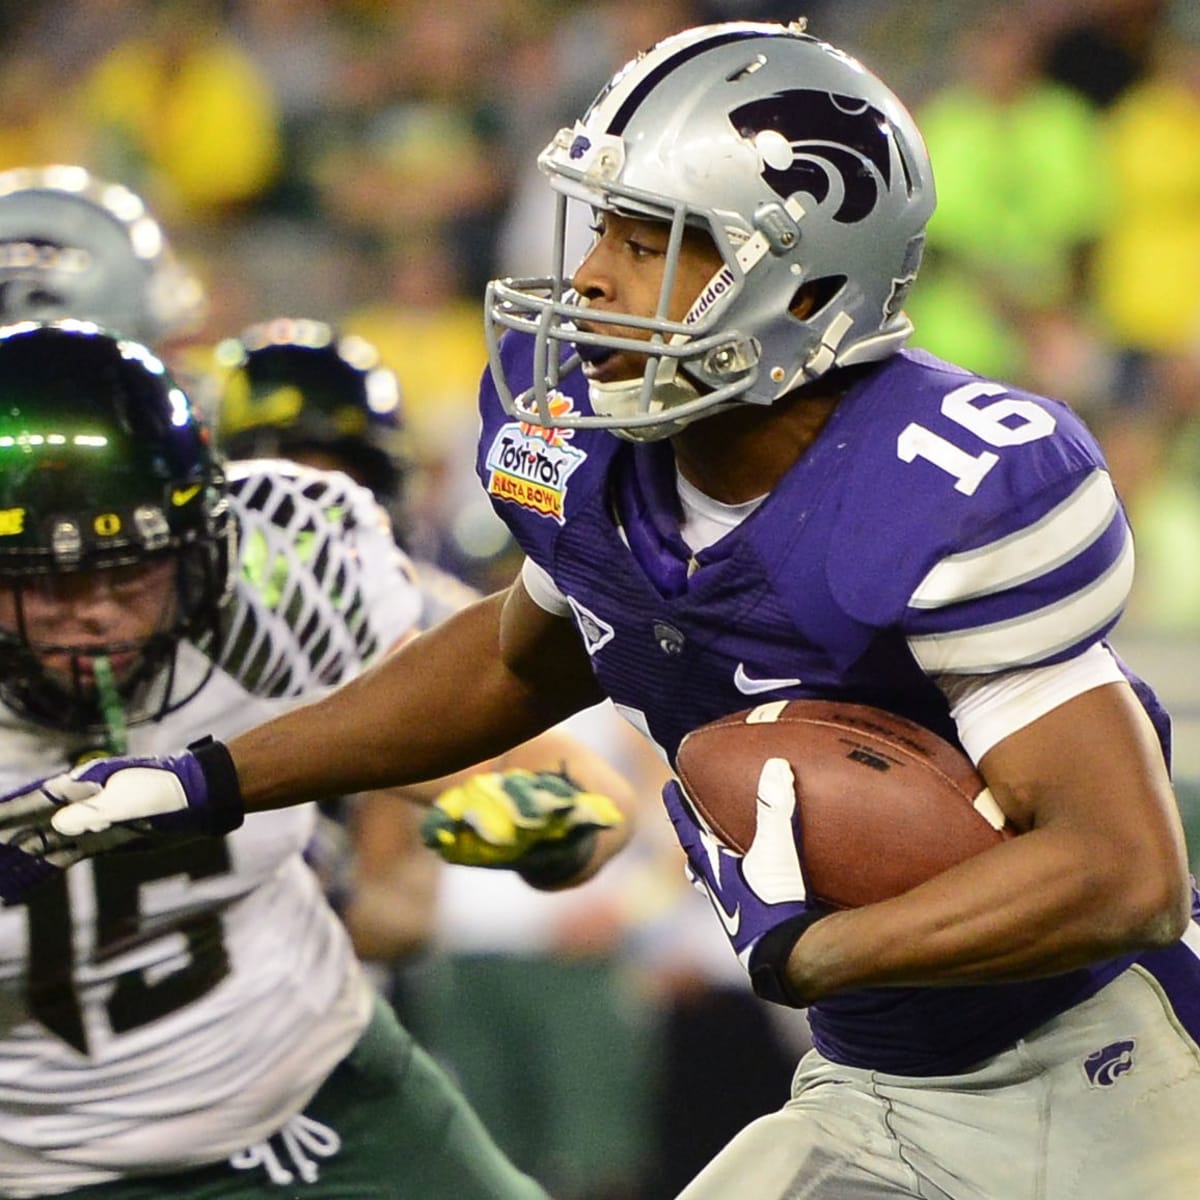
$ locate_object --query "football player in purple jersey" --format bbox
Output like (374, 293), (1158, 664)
(5, 19), (1200, 1197)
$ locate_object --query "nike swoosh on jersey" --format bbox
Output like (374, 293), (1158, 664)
(734, 663), (802, 695)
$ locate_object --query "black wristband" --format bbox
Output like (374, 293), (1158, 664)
(516, 828), (597, 890)
(747, 911), (826, 1007)
(186, 737), (246, 835)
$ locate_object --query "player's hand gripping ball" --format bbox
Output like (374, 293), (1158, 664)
(674, 699), (1013, 910)
(421, 768), (625, 888)
(663, 757), (829, 1005)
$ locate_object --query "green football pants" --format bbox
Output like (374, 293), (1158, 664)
(61, 994), (550, 1200)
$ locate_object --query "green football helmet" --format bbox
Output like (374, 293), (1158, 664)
(213, 318), (407, 508)
(0, 321), (234, 736)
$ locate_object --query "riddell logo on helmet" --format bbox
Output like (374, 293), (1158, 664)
(0, 242), (91, 274)
(685, 266), (736, 325)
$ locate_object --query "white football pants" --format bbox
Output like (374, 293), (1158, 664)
(676, 962), (1200, 1199)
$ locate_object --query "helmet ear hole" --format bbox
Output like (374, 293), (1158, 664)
(790, 275), (846, 321)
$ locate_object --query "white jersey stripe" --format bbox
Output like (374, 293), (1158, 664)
(583, 25), (763, 132)
(908, 528), (1134, 673)
(910, 470), (1119, 609)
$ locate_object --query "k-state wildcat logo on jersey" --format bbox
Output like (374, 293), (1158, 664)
(485, 393), (587, 523)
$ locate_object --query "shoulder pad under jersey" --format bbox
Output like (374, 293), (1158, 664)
(824, 354), (1131, 672)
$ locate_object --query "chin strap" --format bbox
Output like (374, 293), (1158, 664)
(588, 354), (704, 443)
(91, 656), (129, 755)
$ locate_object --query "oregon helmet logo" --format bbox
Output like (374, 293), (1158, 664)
(730, 90), (894, 223)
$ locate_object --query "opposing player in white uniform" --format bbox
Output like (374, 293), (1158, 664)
(212, 318), (682, 1195)
(0, 321), (627, 1199)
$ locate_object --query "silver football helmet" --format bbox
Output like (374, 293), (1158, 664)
(486, 21), (935, 440)
(0, 164), (207, 344)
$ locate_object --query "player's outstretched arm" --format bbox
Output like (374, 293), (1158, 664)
(227, 578), (605, 811)
(10, 579), (604, 872)
(780, 681), (1192, 1004)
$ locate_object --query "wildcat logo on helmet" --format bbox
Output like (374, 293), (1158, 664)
(485, 393), (586, 523)
(730, 90), (896, 223)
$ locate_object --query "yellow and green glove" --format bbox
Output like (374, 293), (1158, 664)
(420, 768), (624, 888)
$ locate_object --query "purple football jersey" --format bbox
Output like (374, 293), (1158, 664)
(476, 331), (1195, 1074)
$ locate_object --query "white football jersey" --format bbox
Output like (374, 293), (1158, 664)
(0, 460), (422, 1196)
(217, 458), (422, 695)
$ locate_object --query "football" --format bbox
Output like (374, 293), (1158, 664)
(674, 699), (1013, 909)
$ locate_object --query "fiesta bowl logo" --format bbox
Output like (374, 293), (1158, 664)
(486, 393), (586, 524)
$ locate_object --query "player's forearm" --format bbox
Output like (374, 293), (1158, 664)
(783, 682), (1193, 1003)
(784, 824), (1190, 1002)
(226, 592), (585, 811)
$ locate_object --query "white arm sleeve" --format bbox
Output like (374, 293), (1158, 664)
(937, 642), (1127, 764)
(520, 556), (572, 616)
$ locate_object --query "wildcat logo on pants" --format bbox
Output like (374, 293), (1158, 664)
(1083, 1039), (1136, 1088)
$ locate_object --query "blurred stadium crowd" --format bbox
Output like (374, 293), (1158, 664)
(1, 0), (1199, 1196)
